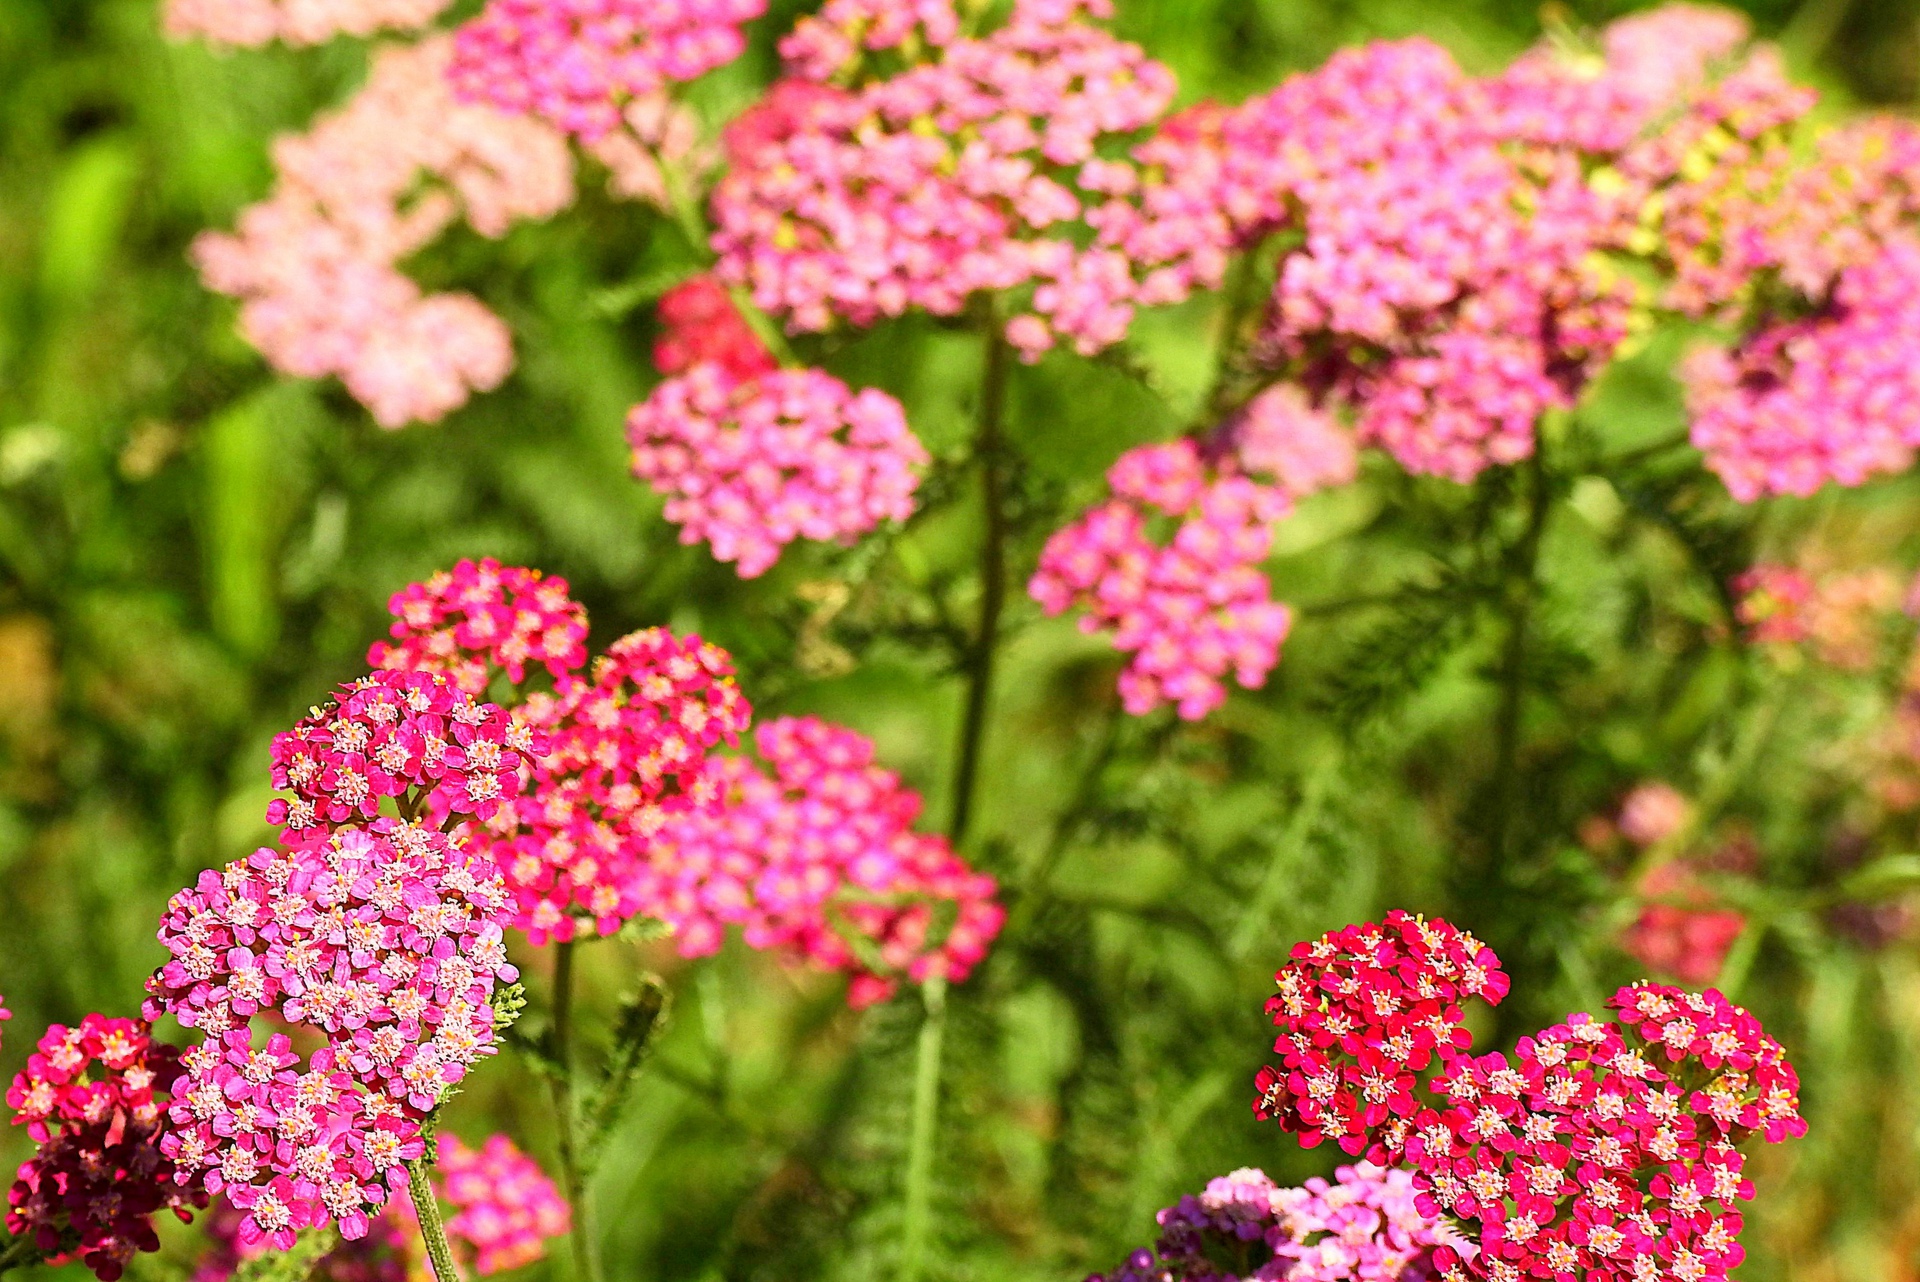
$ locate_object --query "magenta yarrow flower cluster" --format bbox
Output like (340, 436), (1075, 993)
(627, 363), (929, 578)
(144, 819), (520, 1249)
(266, 669), (542, 834)
(646, 716), (1006, 1008)
(191, 37), (574, 429)
(369, 558), (590, 697)
(1256, 913), (1805, 1282)
(448, 0), (767, 141)
(652, 276), (779, 381)
(161, 0), (448, 45)
(712, 0), (1184, 361)
(5, 1016), (206, 1280)
(1089, 1162), (1475, 1282)
(429, 1133), (570, 1275)
(777, 0), (961, 83)
(1030, 440), (1295, 721)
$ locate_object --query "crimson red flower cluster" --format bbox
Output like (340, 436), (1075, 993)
(5, 1017), (206, 1280)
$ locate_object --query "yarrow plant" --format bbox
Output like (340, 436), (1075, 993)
(1251, 913), (1805, 1282)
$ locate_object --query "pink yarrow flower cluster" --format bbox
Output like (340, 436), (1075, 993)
(1258, 914), (1806, 1282)
(448, 0), (767, 141)
(778, 0), (961, 83)
(1030, 440), (1293, 721)
(368, 566), (753, 946)
(712, 0), (1184, 360)
(192, 37), (574, 429)
(266, 669), (542, 835)
(161, 0), (447, 46)
(6, 1016), (207, 1280)
(143, 819), (520, 1249)
(369, 558), (590, 697)
(652, 276), (778, 381)
(627, 363), (929, 578)
(1088, 1162), (1474, 1282)
(645, 716), (1005, 1008)
(431, 1134), (570, 1274)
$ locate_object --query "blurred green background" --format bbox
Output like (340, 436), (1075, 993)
(4, 1), (1920, 1280)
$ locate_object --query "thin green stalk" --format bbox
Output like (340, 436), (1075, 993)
(408, 1157), (463, 1282)
(550, 939), (600, 1282)
(899, 971), (949, 1282)
(1487, 446), (1554, 872)
(947, 318), (1014, 845)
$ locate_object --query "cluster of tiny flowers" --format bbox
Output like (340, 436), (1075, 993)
(369, 557), (590, 696)
(161, 0), (446, 46)
(1030, 440), (1293, 721)
(1089, 1163), (1473, 1282)
(475, 628), (752, 944)
(431, 1134), (570, 1274)
(143, 820), (520, 1247)
(644, 716), (1005, 1008)
(777, 0), (961, 83)
(627, 363), (929, 578)
(1734, 562), (1904, 670)
(1622, 861), (1747, 987)
(1413, 984), (1804, 1282)
(652, 276), (778, 381)
(1257, 915), (1805, 1282)
(712, 0), (1184, 360)
(1230, 386), (1361, 502)
(265, 669), (541, 835)
(192, 37), (574, 428)
(1684, 236), (1920, 501)
(192, 1196), (412, 1282)
(448, 0), (767, 141)
(1254, 912), (1510, 1160)
(5, 1017), (206, 1280)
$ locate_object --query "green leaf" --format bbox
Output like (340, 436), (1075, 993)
(39, 135), (139, 309)
(200, 383), (312, 659)
(582, 976), (671, 1172)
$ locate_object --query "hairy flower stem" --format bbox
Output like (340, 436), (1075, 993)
(948, 319), (1013, 845)
(408, 1156), (462, 1282)
(900, 970), (950, 1282)
(550, 939), (600, 1282)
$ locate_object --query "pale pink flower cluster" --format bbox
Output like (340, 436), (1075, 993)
(627, 363), (929, 578)
(712, 0), (1183, 360)
(778, 0), (961, 83)
(645, 716), (1006, 1008)
(1031, 440), (1292, 720)
(448, 0), (767, 141)
(1230, 386), (1360, 502)
(161, 0), (448, 46)
(192, 37), (574, 429)
(432, 1134), (570, 1275)
(1684, 236), (1920, 501)
(144, 820), (520, 1248)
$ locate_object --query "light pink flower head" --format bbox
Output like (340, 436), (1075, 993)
(433, 1134), (570, 1275)
(162, 0), (450, 47)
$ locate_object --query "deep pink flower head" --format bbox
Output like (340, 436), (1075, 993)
(161, 0), (448, 45)
(432, 1134), (570, 1274)
(1031, 440), (1292, 721)
(712, 0), (1180, 359)
(643, 716), (1005, 1007)
(653, 276), (778, 380)
(627, 364), (929, 578)
(144, 819), (519, 1247)
(1684, 235), (1920, 501)
(1231, 386), (1360, 501)
(1088, 1162), (1474, 1282)
(192, 37), (574, 429)
(448, 0), (767, 141)
(369, 558), (590, 696)
(1257, 914), (1805, 1282)
(5, 1016), (207, 1281)
(266, 669), (543, 835)
(472, 628), (752, 944)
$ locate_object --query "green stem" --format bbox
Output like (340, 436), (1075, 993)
(550, 939), (600, 1282)
(947, 318), (1014, 845)
(899, 971), (949, 1282)
(1487, 446), (1554, 872)
(408, 1158), (463, 1282)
